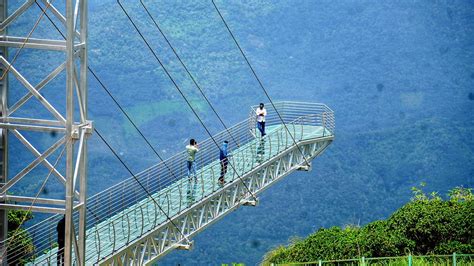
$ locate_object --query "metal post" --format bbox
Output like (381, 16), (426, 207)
(78, 1), (88, 264)
(453, 252), (456, 266)
(361, 256), (365, 266)
(0, 0), (90, 264)
(322, 112), (326, 137)
(0, 2), (7, 264)
(408, 254), (412, 266)
(64, 0), (75, 264)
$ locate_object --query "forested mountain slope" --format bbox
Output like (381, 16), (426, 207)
(5, 1), (473, 264)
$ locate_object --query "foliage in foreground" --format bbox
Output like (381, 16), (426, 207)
(6, 209), (35, 265)
(263, 186), (474, 264)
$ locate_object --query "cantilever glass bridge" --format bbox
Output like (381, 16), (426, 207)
(16, 101), (334, 265)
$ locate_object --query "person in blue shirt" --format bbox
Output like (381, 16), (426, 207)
(219, 140), (230, 185)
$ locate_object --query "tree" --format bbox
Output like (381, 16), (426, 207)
(263, 186), (473, 264)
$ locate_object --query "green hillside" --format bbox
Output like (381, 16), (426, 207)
(263, 186), (473, 264)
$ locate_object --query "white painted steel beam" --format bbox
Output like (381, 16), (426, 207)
(38, 0), (81, 38)
(0, 56), (66, 124)
(0, 0), (34, 31)
(0, 1), (7, 262)
(0, 203), (65, 214)
(0, 0), (90, 264)
(0, 36), (66, 50)
(0, 195), (65, 206)
(11, 130), (72, 188)
(0, 136), (65, 193)
(9, 61), (66, 114)
(0, 122), (65, 132)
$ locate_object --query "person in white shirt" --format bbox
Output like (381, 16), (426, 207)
(256, 103), (267, 137)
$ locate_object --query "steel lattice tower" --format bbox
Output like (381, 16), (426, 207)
(0, 1), (8, 261)
(0, 1), (90, 265)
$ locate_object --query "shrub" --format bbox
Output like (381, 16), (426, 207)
(263, 186), (473, 264)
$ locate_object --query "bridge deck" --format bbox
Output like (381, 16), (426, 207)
(33, 123), (330, 264)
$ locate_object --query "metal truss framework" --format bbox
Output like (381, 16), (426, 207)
(0, 0), (8, 261)
(0, 1), (90, 265)
(100, 135), (333, 265)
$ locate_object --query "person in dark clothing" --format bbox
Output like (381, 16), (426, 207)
(57, 215), (65, 266)
(219, 140), (230, 185)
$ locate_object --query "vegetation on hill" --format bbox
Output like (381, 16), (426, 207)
(263, 186), (474, 264)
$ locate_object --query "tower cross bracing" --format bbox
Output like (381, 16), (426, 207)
(0, 1), (90, 265)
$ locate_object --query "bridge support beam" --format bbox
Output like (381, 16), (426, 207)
(0, 1), (90, 265)
(0, 1), (7, 264)
(297, 162), (312, 171)
(98, 136), (333, 265)
(241, 198), (259, 207)
(175, 240), (193, 251)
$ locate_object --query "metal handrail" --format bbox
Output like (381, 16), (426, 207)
(111, 105), (328, 259)
(273, 253), (474, 265)
(7, 101), (334, 263)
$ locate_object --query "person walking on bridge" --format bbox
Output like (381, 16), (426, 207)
(256, 103), (267, 137)
(219, 140), (231, 185)
(186, 139), (199, 182)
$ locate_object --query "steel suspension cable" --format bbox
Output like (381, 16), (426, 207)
(210, 0), (311, 166)
(94, 128), (191, 242)
(34, 1), (191, 245)
(139, 0), (240, 148)
(34, 2), (180, 183)
(1, 2), (61, 254)
(88, 70), (180, 179)
(117, 0), (257, 201)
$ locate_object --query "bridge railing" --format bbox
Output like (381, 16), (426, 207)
(250, 101), (335, 133)
(5, 101), (334, 263)
(270, 253), (474, 266)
